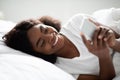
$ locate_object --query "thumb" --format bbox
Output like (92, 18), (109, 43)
(80, 32), (91, 47)
(88, 18), (101, 27)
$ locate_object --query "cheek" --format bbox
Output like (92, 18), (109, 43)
(33, 45), (52, 54)
(42, 45), (53, 54)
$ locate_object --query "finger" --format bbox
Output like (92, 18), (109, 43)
(98, 27), (109, 40)
(92, 28), (100, 48)
(80, 32), (91, 47)
(97, 28), (108, 48)
(104, 30), (114, 41)
(104, 31), (112, 41)
(98, 36), (103, 48)
(102, 40), (108, 48)
(104, 30), (115, 47)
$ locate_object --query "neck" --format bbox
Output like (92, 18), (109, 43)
(55, 34), (80, 58)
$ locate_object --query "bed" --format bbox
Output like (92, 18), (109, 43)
(0, 8), (120, 80)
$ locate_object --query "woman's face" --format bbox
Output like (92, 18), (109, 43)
(27, 24), (65, 55)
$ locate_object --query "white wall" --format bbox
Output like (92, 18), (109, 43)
(0, 0), (120, 24)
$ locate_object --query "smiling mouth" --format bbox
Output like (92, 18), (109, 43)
(53, 35), (58, 46)
(52, 32), (59, 47)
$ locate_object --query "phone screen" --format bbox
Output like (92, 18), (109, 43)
(81, 18), (96, 40)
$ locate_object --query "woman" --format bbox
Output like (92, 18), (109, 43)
(3, 14), (119, 80)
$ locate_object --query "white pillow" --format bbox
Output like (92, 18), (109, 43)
(0, 20), (75, 80)
(0, 54), (75, 80)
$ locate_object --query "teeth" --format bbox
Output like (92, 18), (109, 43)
(53, 35), (58, 46)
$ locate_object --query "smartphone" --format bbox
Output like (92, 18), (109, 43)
(81, 18), (97, 40)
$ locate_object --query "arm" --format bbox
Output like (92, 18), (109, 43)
(80, 28), (115, 80)
(77, 54), (115, 80)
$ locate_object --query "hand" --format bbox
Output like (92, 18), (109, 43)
(80, 28), (110, 58)
(98, 28), (116, 48)
(89, 18), (116, 48)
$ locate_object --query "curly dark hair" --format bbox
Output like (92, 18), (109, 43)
(3, 16), (61, 64)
